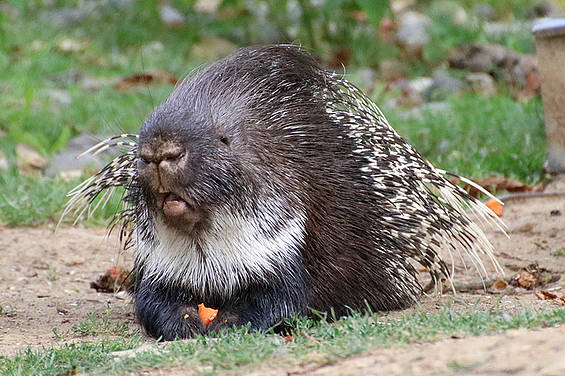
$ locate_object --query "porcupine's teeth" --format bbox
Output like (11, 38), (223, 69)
(162, 193), (189, 217)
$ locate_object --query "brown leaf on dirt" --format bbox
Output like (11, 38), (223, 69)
(490, 279), (508, 291)
(510, 264), (561, 290)
(284, 335), (294, 344)
(476, 177), (531, 193)
(90, 265), (132, 292)
(450, 176), (532, 198)
(514, 268), (539, 289)
(535, 290), (565, 305)
(114, 70), (177, 91)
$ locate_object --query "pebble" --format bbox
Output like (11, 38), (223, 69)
(396, 11), (431, 55)
(466, 72), (497, 95)
(159, 3), (185, 27)
(16, 144), (47, 170)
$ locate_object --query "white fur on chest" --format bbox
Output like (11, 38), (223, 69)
(137, 210), (305, 297)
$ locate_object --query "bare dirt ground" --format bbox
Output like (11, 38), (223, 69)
(1, 181), (564, 374)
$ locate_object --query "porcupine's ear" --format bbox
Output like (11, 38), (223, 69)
(322, 71), (506, 291)
(58, 134), (141, 250)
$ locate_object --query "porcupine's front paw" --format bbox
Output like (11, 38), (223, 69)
(206, 283), (306, 334)
(134, 281), (206, 340)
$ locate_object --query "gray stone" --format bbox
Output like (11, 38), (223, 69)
(390, 77), (433, 105)
(425, 71), (466, 101)
(159, 3), (185, 27)
(472, 4), (497, 21)
(529, 1), (559, 18)
(396, 11), (431, 54)
(40, 8), (87, 27)
(0, 150), (8, 171)
(483, 21), (532, 39)
(45, 89), (72, 107)
(50, 134), (109, 175)
(466, 72), (497, 95)
(430, 1), (468, 25)
(397, 102), (452, 121)
(16, 144), (47, 170)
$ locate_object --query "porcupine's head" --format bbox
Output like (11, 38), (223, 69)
(134, 45), (331, 238)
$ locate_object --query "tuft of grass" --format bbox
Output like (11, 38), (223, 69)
(386, 94), (546, 184)
(71, 311), (135, 338)
(2, 308), (565, 375)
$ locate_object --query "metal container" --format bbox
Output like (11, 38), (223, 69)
(533, 18), (565, 172)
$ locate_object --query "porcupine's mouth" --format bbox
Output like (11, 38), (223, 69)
(157, 192), (203, 232)
(162, 193), (189, 217)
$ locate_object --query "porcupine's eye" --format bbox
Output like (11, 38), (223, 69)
(218, 135), (230, 146)
(138, 155), (150, 165)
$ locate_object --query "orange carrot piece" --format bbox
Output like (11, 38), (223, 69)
(485, 199), (503, 217)
(198, 303), (218, 327)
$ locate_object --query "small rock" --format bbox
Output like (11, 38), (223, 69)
(192, 36), (238, 61)
(397, 102), (452, 121)
(379, 59), (405, 81)
(425, 71), (466, 101)
(16, 144), (47, 170)
(516, 223), (534, 233)
(390, 77), (434, 105)
(483, 21), (532, 39)
(56, 305), (70, 315)
(112, 344), (164, 360)
(430, 1), (468, 25)
(45, 89), (72, 107)
(0, 150), (8, 171)
(80, 76), (109, 91)
(50, 134), (108, 176)
(194, 0), (221, 15)
(390, 0), (415, 15)
(48, 70), (85, 86)
(529, 1), (558, 18)
(396, 11), (431, 55)
(57, 38), (88, 53)
(449, 43), (506, 73)
(466, 72), (496, 95)
(349, 68), (377, 92)
(142, 41), (165, 55)
(472, 4), (497, 21)
(40, 8), (88, 27)
(159, 3), (185, 27)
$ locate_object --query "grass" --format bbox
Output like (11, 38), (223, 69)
(1, 307), (564, 375)
(387, 94), (546, 183)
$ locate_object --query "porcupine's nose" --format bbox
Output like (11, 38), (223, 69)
(138, 142), (186, 192)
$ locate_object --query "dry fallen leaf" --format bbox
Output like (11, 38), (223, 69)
(114, 70), (177, 91)
(490, 279), (508, 291)
(514, 269), (538, 289)
(90, 265), (131, 292)
(535, 290), (565, 305)
(450, 176), (532, 198)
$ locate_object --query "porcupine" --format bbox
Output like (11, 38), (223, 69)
(64, 45), (504, 340)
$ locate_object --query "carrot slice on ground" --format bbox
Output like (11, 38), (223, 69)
(198, 303), (218, 327)
(485, 199), (503, 217)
